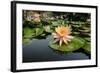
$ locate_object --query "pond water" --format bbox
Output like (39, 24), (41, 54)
(23, 35), (90, 63)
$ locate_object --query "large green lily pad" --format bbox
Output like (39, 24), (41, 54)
(49, 37), (86, 52)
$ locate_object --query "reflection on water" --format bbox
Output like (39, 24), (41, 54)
(23, 35), (90, 63)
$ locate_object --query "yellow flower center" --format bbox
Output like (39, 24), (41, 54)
(55, 26), (71, 37)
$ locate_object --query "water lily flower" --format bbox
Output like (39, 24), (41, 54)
(52, 25), (74, 46)
(33, 13), (41, 23)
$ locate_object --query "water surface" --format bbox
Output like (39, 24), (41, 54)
(23, 35), (90, 63)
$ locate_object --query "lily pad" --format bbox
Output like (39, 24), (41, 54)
(72, 25), (81, 28)
(23, 27), (35, 38)
(49, 37), (86, 52)
(23, 27), (44, 38)
(82, 42), (91, 54)
(35, 28), (44, 36)
(44, 26), (52, 33)
(23, 38), (31, 44)
(72, 32), (80, 35)
(84, 37), (91, 42)
(52, 21), (59, 26)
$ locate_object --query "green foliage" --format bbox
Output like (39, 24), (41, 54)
(43, 26), (53, 33)
(23, 20), (35, 27)
(35, 28), (44, 36)
(23, 13), (91, 55)
(51, 20), (69, 27)
(49, 37), (86, 52)
(23, 27), (35, 38)
(23, 27), (44, 37)
(52, 21), (60, 26)
(82, 42), (91, 54)
(23, 38), (31, 44)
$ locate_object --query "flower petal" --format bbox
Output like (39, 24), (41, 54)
(52, 33), (57, 36)
(53, 38), (59, 43)
(59, 39), (63, 46)
(54, 35), (60, 38)
(63, 37), (68, 44)
(66, 36), (74, 39)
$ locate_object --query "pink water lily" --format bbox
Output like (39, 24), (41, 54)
(52, 25), (74, 46)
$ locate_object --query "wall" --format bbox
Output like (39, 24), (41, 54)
(0, 0), (99, 73)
